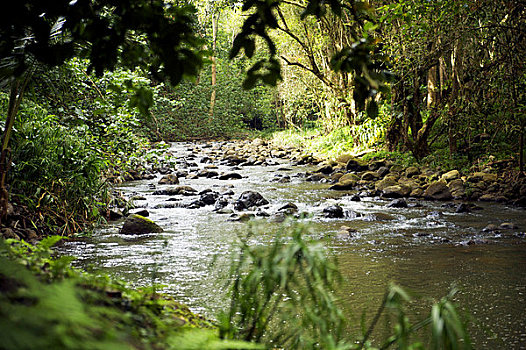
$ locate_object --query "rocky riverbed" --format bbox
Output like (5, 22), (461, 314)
(59, 140), (526, 349)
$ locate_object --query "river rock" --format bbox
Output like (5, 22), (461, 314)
(387, 199), (408, 208)
(376, 166), (390, 178)
(234, 191), (269, 210)
(120, 214), (163, 234)
(482, 224), (499, 232)
(499, 222), (518, 230)
(315, 163), (333, 174)
(323, 205), (344, 218)
(448, 179), (465, 199)
(375, 176), (398, 191)
(158, 174), (179, 185)
(200, 192), (219, 205)
(405, 166), (420, 178)
(278, 202), (298, 215)
(131, 209), (150, 217)
(361, 171), (378, 181)
(455, 203), (471, 213)
(424, 180), (452, 200)
(219, 172), (243, 180)
(382, 185), (411, 198)
(109, 209), (124, 220)
(441, 170), (460, 182)
(330, 179), (356, 190)
(153, 186), (197, 196)
(346, 158), (368, 172)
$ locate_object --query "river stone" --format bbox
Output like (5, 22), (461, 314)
(448, 179), (465, 199)
(315, 163), (333, 174)
(219, 172), (243, 180)
(479, 193), (507, 202)
(330, 179), (356, 191)
(278, 202), (298, 214)
(482, 224), (499, 232)
(120, 214), (163, 234)
(375, 176), (398, 191)
(405, 166), (420, 178)
(234, 191), (269, 210)
(361, 171), (378, 181)
(441, 170), (460, 182)
(499, 222), (518, 230)
(153, 186), (197, 196)
(468, 172), (498, 183)
(455, 203), (471, 213)
(346, 158), (368, 172)
(382, 185), (411, 198)
(158, 174), (179, 185)
(109, 209), (124, 220)
(387, 199), (408, 208)
(376, 166), (390, 178)
(131, 209), (150, 217)
(424, 180), (452, 200)
(323, 205), (344, 218)
(306, 173), (327, 182)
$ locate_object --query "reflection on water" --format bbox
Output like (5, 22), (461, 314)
(57, 142), (526, 348)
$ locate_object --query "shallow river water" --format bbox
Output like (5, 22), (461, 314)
(58, 142), (526, 348)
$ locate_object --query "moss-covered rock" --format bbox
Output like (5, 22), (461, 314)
(120, 214), (163, 234)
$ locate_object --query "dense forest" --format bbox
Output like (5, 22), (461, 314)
(1, 0), (525, 349)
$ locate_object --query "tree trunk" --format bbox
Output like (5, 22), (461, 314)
(209, 12), (220, 118)
(0, 74), (31, 223)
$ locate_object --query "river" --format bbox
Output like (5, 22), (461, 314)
(58, 141), (526, 348)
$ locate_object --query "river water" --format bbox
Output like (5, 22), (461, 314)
(58, 142), (526, 348)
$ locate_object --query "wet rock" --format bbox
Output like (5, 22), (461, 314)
(315, 163), (333, 174)
(346, 158), (368, 172)
(219, 173), (243, 180)
(120, 214), (163, 234)
(405, 166), (420, 178)
(153, 186), (197, 196)
(382, 185), (411, 198)
(157, 167), (172, 175)
(441, 170), (460, 182)
(234, 191), (269, 210)
(349, 194), (361, 201)
(361, 171), (378, 181)
(376, 166), (390, 178)
(278, 202), (298, 214)
(448, 179), (465, 199)
(387, 199), (408, 208)
(200, 192), (219, 205)
(482, 224), (499, 232)
(323, 205), (344, 218)
(306, 173), (327, 182)
(255, 209), (271, 217)
(424, 180), (452, 200)
(200, 156), (213, 164)
(158, 174), (179, 185)
(109, 209), (124, 220)
(363, 213), (395, 221)
(375, 176), (398, 191)
(330, 179), (356, 191)
(131, 209), (150, 217)
(499, 222), (518, 230)
(479, 194), (507, 202)
(336, 154), (354, 164)
(455, 203), (471, 213)
(216, 208), (233, 214)
(154, 203), (180, 209)
(214, 198), (229, 211)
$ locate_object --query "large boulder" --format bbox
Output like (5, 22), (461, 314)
(424, 180), (452, 200)
(375, 176), (398, 192)
(330, 174), (359, 190)
(120, 214), (163, 234)
(153, 186), (197, 196)
(448, 179), (465, 199)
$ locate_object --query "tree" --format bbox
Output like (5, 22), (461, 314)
(0, 0), (206, 222)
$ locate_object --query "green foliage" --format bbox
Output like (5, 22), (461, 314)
(219, 222), (472, 350)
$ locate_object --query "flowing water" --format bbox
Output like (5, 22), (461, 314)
(58, 142), (526, 348)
